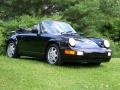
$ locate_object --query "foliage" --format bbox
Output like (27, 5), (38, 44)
(100, 0), (120, 17)
(0, 27), (5, 55)
(110, 41), (120, 57)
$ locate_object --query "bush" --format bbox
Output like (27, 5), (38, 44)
(110, 41), (120, 58)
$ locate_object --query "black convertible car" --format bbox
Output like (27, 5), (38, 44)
(6, 20), (112, 65)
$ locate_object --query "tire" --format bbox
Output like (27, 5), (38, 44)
(46, 44), (62, 65)
(7, 41), (20, 58)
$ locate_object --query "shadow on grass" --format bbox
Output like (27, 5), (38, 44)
(20, 56), (46, 63)
(19, 56), (104, 68)
(62, 62), (104, 69)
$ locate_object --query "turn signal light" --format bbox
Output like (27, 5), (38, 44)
(64, 50), (76, 55)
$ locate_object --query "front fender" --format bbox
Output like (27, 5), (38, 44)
(47, 38), (69, 50)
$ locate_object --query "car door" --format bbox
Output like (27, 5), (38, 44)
(17, 33), (40, 56)
(17, 24), (46, 56)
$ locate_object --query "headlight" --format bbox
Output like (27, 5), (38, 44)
(104, 40), (110, 48)
(69, 38), (76, 46)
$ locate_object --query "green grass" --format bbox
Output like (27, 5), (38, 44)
(0, 56), (120, 90)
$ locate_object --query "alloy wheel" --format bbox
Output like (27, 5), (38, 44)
(47, 46), (59, 64)
(7, 42), (16, 57)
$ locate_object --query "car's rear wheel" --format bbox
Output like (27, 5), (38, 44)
(46, 44), (62, 65)
(7, 41), (19, 58)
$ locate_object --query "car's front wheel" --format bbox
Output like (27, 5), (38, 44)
(46, 44), (62, 65)
(7, 41), (19, 58)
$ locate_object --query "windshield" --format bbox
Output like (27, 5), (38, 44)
(42, 20), (77, 35)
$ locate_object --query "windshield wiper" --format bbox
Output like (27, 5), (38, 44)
(66, 31), (78, 35)
(61, 31), (77, 35)
(61, 32), (66, 35)
(66, 31), (73, 34)
(61, 31), (72, 35)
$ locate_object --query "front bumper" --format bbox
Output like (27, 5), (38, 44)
(61, 48), (112, 63)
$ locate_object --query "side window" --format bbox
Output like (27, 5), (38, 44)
(33, 25), (38, 29)
(31, 25), (38, 34)
(40, 24), (47, 33)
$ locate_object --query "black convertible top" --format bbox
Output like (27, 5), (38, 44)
(15, 28), (31, 34)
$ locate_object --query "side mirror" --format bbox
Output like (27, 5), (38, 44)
(78, 32), (84, 36)
(80, 33), (84, 36)
(31, 29), (38, 34)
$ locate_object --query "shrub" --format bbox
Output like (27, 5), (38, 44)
(0, 27), (6, 54)
(110, 41), (120, 58)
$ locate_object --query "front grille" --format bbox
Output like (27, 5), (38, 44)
(84, 53), (107, 59)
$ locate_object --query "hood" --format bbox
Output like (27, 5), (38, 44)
(60, 34), (100, 49)
(75, 38), (100, 49)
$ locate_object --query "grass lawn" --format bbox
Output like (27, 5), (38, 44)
(0, 56), (120, 90)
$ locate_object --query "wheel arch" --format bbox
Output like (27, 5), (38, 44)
(6, 38), (20, 58)
(44, 40), (61, 55)
(6, 37), (18, 51)
(45, 40), (62, 65)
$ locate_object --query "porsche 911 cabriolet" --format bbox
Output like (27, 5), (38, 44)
(6, 20), (112, 65)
